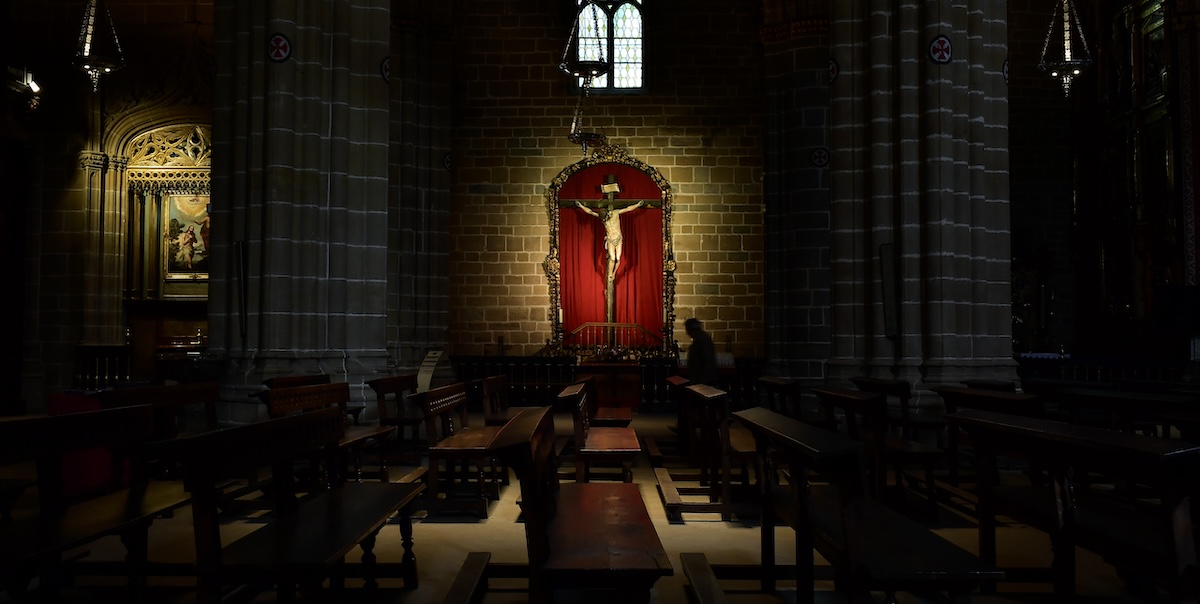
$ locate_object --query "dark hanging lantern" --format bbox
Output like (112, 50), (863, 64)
(76, 0), (125, 92)
(1039, 0), (1091, 95)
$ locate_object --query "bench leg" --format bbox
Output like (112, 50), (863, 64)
(398, 505), (419, 590)
(119, 523), (151, 600)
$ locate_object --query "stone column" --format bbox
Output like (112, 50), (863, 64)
(386, 2), (453, 370)
(761, 4), (833, 380)
(828, 1), (1015, 393)
(210, 0), (392, 420)
(1176, 1), (1200, 286)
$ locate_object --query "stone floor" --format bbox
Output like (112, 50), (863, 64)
(1, 411), (1165, 603)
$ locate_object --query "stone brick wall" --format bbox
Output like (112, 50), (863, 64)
(448, 0), (766, 358)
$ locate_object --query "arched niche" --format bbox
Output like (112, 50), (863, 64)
(125, 124), (212, 299)
(543, 143), (676, 360)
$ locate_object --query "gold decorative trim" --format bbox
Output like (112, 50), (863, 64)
(127, 169), (210, 194)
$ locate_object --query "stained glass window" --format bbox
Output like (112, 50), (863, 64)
(575, 1), (643, 91)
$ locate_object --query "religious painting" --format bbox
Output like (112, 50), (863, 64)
(543, 142), (676, 361)
(164, 194), (211, 280)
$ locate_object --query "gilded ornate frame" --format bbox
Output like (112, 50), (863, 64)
(543, 142), (677, 357)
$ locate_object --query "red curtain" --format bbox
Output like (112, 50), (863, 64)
(559, 164), (663, 347)
(560, 208), (662, 346)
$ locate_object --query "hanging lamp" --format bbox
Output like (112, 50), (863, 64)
(559, 1), (610, 153)
(1039, 0), (1091, 95)
(76, 0), (125, 92)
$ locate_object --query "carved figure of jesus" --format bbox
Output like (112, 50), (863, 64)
(576, 199), (645, 284)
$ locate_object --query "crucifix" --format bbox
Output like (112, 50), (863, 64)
(575, 174), (645, 324)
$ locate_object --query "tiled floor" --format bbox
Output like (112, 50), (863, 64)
(2, 411), (1169, 603)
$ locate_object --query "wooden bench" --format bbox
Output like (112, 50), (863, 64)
(257, 373), (367, 424)
(93, 381), (223, 480)
(366, 372), (423, 464)
(757, 375), (833, 430)
(0, 405), (192, 599)
(446, 405), (672, 603)
(575, 374), (634, 427)
(850, 376), (946, 445)
(930, 384), (1047, 485)
(95, 381), (220, 439)
(467, 373), (522, 427)
(1053, 386), (1200, 437)
(717, 406), (1001, 604)
(557, 381), (640, 482)
(643, 374), (696, 467)
(158, 406), (424, 603)
(811, 386), (943, 518)
(654, 384), (757, 522)
(946, 408), (1200, 600)
(411, 381), (506, 517)
(258, 382), (396, 484)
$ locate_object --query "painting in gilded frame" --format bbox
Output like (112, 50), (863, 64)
(164, 194), (210, 280)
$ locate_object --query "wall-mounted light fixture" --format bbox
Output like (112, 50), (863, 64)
(6, 66), (41, 110)
(1039, 0), (1091, 95)
(76, 0), (125, 92)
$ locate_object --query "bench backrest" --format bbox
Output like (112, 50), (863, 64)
(666, 375), (691, 408)
(410, 381), (472, 445)
(734, 405), (867, 496)
(157, 406), (345, 569)
(810, 387), (888, 443)
(558, 382), (591, 447)
(262, 373), (332, 389)
(367, 373), (419, 424)
(486, 406), (559, 576)
(96, 381), (220, 438)
(930, 385), (1045, 417)
(849, 376), (912, 402)
(756, 376), (806, 418)
(467, 374), (510, 422)
(946, 408), (1200, 479)
(259, 382), (351, 419)
(0, 405), (158, 511)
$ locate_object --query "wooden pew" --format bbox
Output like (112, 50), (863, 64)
(850, 376), (946, 445)
(158, 406), (424, 603)
(366, 372), (423, 464)
(410, 381), (506, 517)
(467, 373), (521, 426)
(0, 405), (192, 599)
(720, 406), (1001, 604)
(644, 374), (696, 466)
(575, 374), (634, 427)
(1053, 386), (1200, 437)
(557, 381), (640, 482)
(654, 384), (756, 522)
(257, 373), (367, 424)
(811, 387), (942, 518)
(946, 408), (1200, 600)
(446, 406), (672, 604)
(258, 382), (396, 484)
(95, 381), (220, 439)
(929, 384), (1046, 485)
(757, 375), (833, 429)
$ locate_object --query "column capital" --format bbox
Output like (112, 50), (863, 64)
(79, 151), (107, 171)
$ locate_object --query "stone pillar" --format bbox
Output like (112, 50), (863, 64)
(828, 1), (1015, 394)
(761, 4), (832, 380)
(1176, 1), (1200, 286)
(210, 0), (392, 421)
(386, 2), (453, 370)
